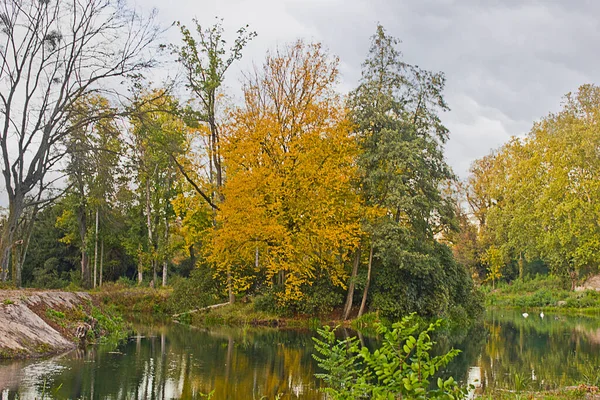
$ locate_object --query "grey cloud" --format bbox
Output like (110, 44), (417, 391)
(140, 0), (600, 179)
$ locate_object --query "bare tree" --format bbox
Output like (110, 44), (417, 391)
(0, 0), (160, 282)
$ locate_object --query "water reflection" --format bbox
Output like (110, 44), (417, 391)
(1, 310), (600, 399)
(475, 309), (600, 392)
(0, 322), (325, 399)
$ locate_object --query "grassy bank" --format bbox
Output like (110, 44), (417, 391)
(94, 282), (173, 316)
(484, 275), (600, 314)
(176, 301), (328, 328)
(477, 385), (600, 399)
(94, 282), (480, 332)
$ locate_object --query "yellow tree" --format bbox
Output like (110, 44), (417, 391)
(208, 42), (364, 303)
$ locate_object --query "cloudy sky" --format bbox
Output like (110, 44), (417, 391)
(143, 0), (600, 179)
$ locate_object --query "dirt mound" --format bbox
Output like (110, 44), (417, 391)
(0, 290), (92, 358)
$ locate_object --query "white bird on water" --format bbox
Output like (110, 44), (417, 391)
(540, 311), (544, 319)
(522, 312), (529, 318)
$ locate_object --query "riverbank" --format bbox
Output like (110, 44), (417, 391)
(94, 282), (479, 332)
(485, 275), (600, 314)
(479, 385), (600, 399)
(0, 289), (129, 359)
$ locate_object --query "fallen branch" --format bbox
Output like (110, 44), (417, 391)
(172, 302), (230, 319)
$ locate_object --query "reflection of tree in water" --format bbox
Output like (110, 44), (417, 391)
(477, 310), (600, 391)
(22, 323), (324, 399)
(432, 322), (488, 388)
(6, 312), (600, 398)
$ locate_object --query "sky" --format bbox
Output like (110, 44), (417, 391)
(143, 0), (600, 179)
(1, 0), (598, 209)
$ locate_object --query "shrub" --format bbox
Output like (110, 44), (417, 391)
(253, 292), (279, 314)
(168, 267), (220, 314)
(296, 280), (343, 316)
(313, 313), (469, 399)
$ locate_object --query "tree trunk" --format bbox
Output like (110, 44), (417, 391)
(82, 250), (89, 288)
(255, 247), (259, 269)
(189, 245), (196, 269)
(137, 244), (143, 285)
(77, 201), (90, 288)
(11, 243), (21, 288)
(145, 178), (155, 288)
(162, 211), (169, 287)
(227, 269), (235, 304)
(93, 208), (99, 289)
(15, 208), (37, 287)
(357, 245), (374, 319)
(343, 246), (361, 320)
(99, 239), (104, 287)
(518, 252), (524, 282)
(0, 198), (23, 281)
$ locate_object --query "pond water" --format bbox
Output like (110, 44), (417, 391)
(1, 309), (600, 399)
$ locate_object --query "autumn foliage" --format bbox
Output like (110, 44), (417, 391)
(208, 42), (364, 302)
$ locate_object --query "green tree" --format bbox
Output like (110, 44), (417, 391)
(173, 18), (256, 302)
(127, 91), (186, 286)
(468, 84), (600, 289)
(347, 25), (475, 318)
(57, 96), (123, 288)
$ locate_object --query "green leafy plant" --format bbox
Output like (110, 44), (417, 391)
(45, 308), (65, 320)
(313, 313), (469, 399)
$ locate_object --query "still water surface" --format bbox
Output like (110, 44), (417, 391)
(1, 309), (600, 399)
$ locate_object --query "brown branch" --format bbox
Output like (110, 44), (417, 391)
(170, 154), (220, 211)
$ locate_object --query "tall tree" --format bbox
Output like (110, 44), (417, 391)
(57, 95), (122, 288)
(127, 91), (185, 286)
(209, 41), (363, 304)
(174, 18), (256, 302)
(0, 0), (159, 281)
(469, 84), (600, 288)
(347, 25), (471, 318)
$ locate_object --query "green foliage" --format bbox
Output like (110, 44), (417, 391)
(467, 85), (600, 287)
(313, 314), (469, 399)
(2, 299), (14, 305)
(22, 203), (78, 288)
(168, 266), (221, 314)
(347, 24), (481, 322)
(253, 292), (283, 315)
(484, 274), (600, 311)
(45, 309), (66, 320)
(91, 306), (131, 345)
(371, 242), (483, 321)
(296, 280), (343, 316)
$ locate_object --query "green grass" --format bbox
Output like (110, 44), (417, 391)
(45, 308), (66, 320)
(95, 283), (173, 316)
(188, 301), (282, 327)
(477, 385), (598, 399)
(2, 299), (14, 305)
(485, 275), (600, 314)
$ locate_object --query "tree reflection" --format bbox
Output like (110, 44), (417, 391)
(2, 312), (600, 399)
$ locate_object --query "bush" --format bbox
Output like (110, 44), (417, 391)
(296, 280), (343, 316)
(253, 292), (280, 314)
(370, 242), (483, 323)
(31, 257), (69, 289)
(168, 267), (220, 314)
(313, 313), (469, 399)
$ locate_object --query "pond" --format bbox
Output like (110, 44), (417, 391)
(1, 309), (600, 399)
